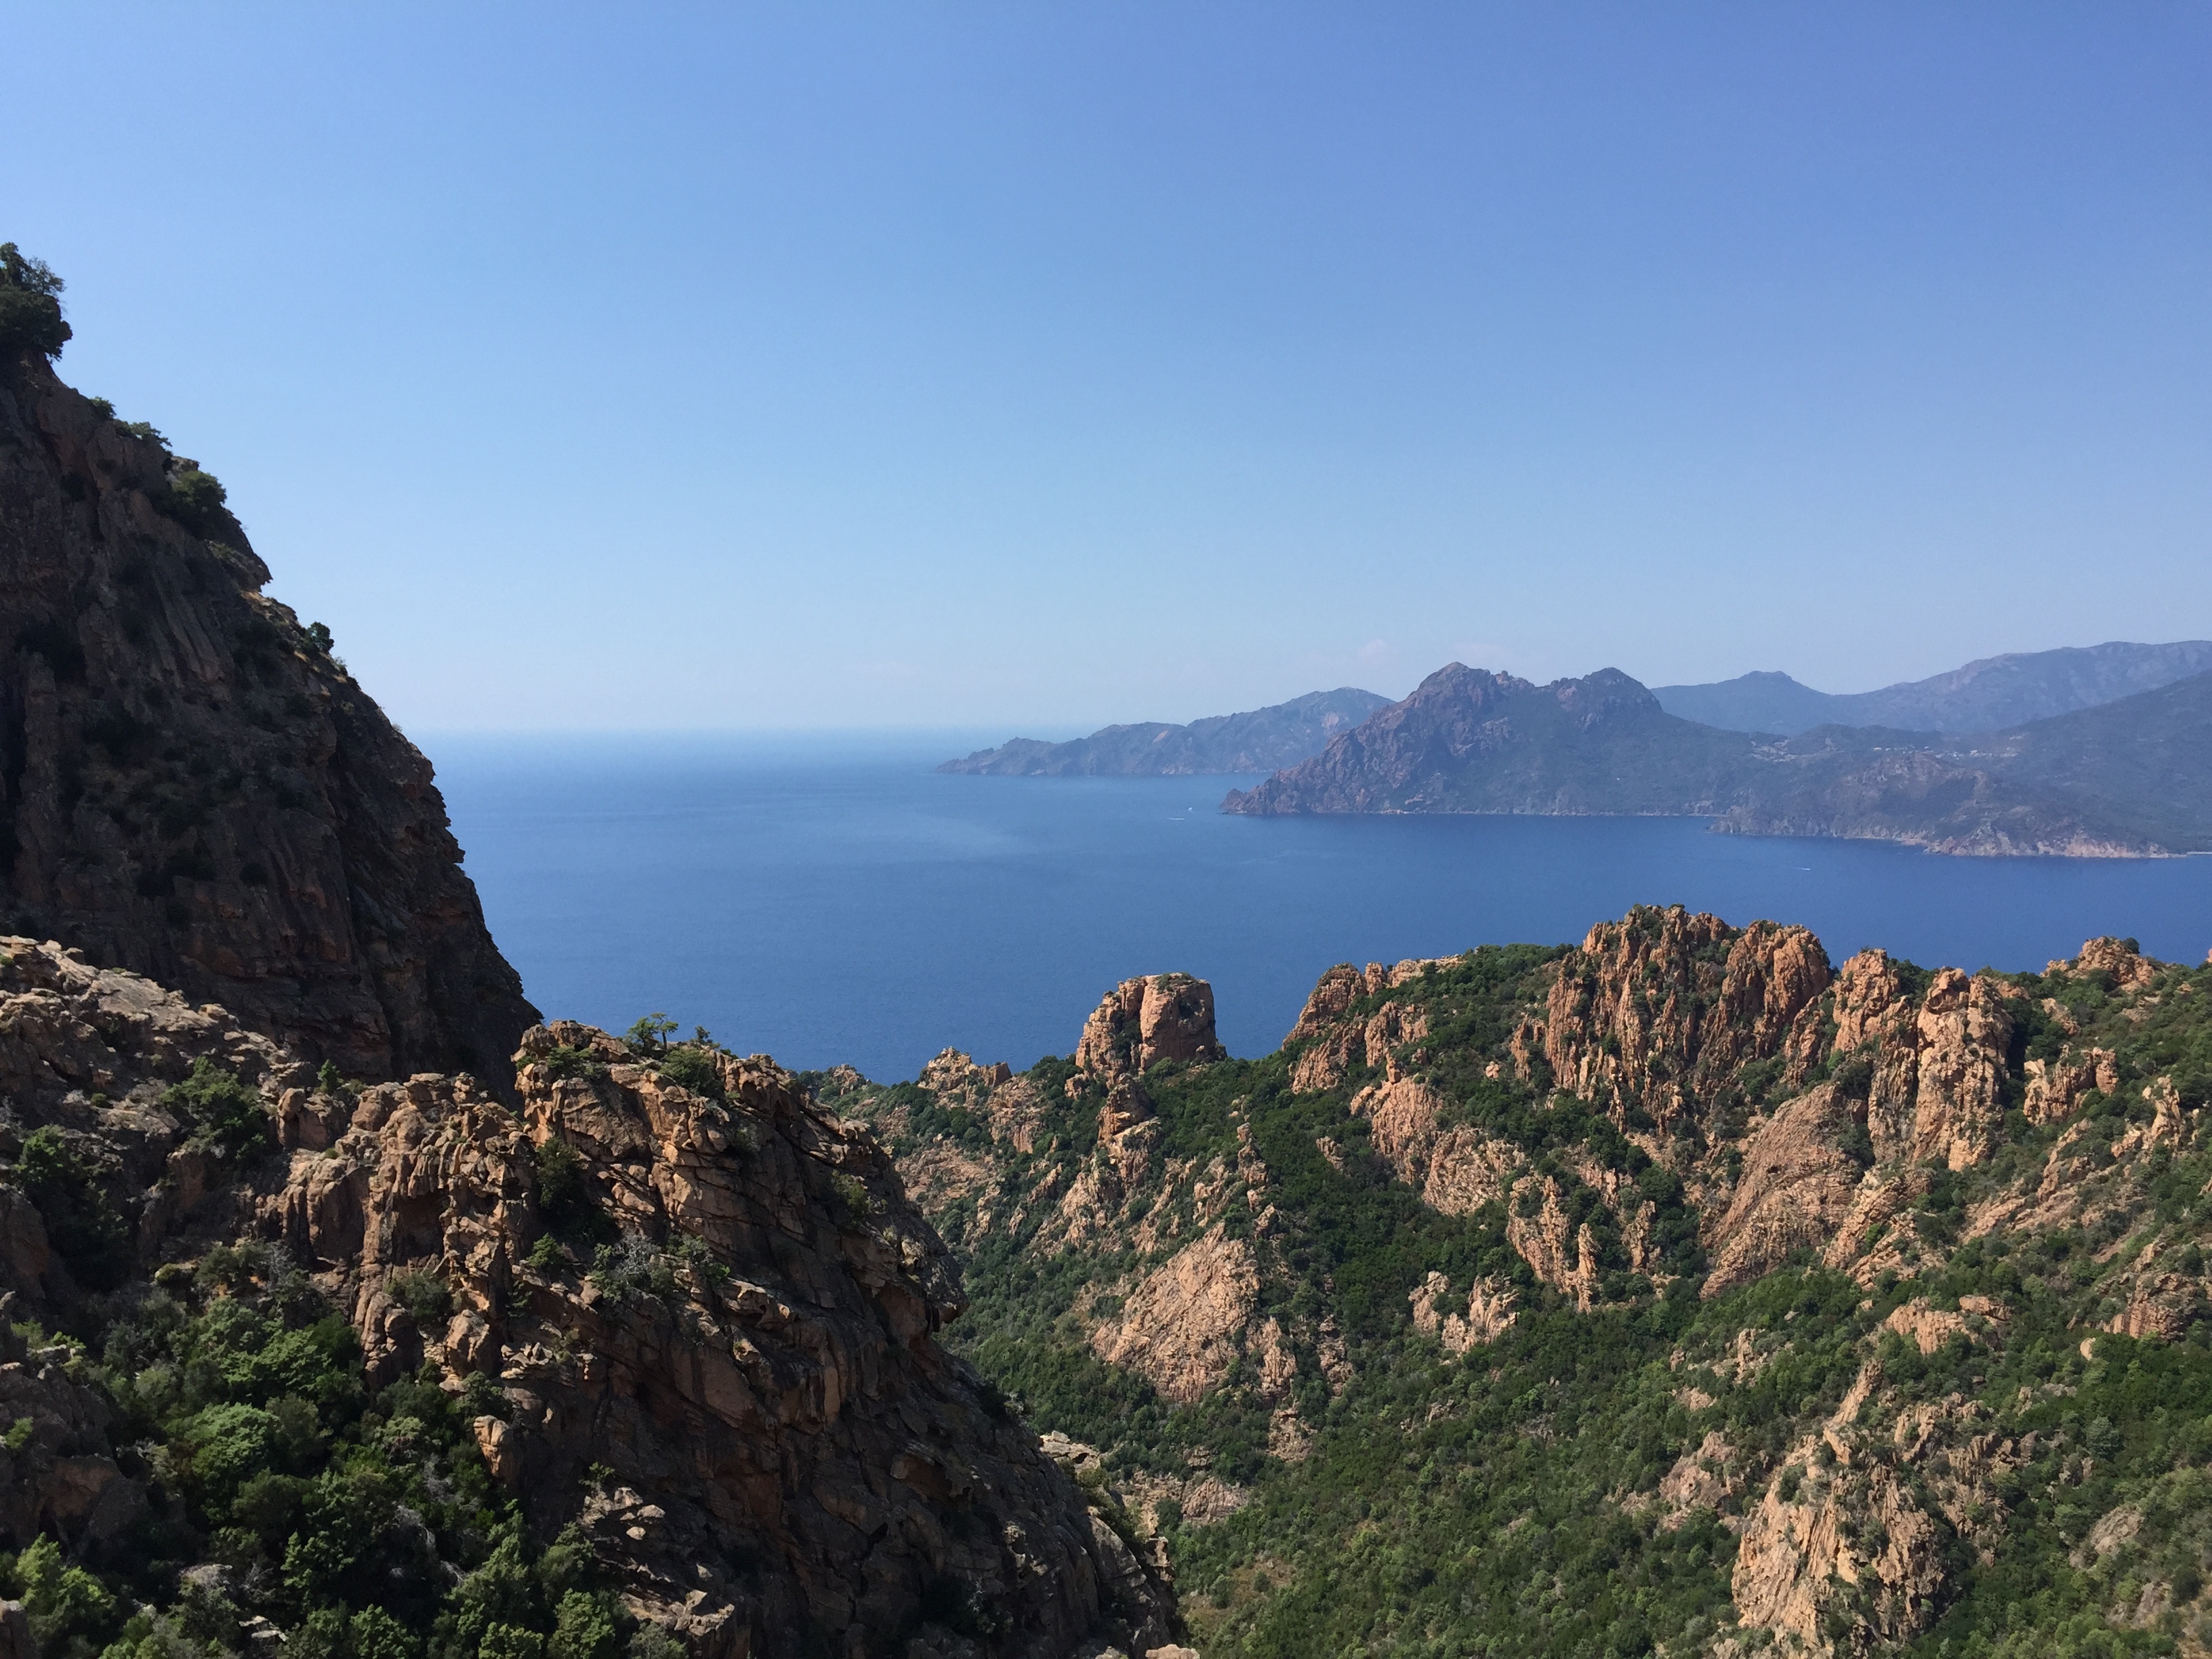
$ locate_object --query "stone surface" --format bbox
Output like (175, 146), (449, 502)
(0, 934), (1174, 1657)
(1074, 975), (1225, 1087)
(255, 1021), (1180, 1657)
(0, 350), (535, 1082)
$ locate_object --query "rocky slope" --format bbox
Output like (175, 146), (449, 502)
(1224, 661), (2212, 855)
(1656, 640), (2212, 736)
(0, 291), (534, 1081)
(829, 910), (2212, 1656)
(939, 690), (1389, 777)
(0, 251), (1170, 1659)
(0, 940), (1176, 1659)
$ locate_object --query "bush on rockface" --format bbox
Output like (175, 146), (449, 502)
(10, 1126), (133, 1290)
(0, 243), (70, 360)
(655, 1045), (725, 1103)
(162, 1056), (272, 1160)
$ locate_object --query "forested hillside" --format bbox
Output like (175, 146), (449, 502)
(825, 912), (2212, 1656)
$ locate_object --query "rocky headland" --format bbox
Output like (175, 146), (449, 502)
(1223, 661), (2212, 856)
(939, 689), (1389, 777)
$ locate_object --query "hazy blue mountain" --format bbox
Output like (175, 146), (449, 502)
(1225, 662), (2212, 856)
(1656, 640), (2212, 735)
(940, 687), (1391, 775)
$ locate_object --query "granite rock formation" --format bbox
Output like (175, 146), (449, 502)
(0, 333), (535, 1081)
(0, 934), (1175, 1659)
(832, 910), (2212, 1656)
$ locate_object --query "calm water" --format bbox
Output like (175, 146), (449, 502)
(425, 731), (2212, 1083)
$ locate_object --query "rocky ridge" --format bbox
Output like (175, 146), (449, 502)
(831, 909), (2212, 1655)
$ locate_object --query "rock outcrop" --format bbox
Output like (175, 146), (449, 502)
(265, 1021), (1178, 1658)
(1540, 909), (1831, 1136)
(1074, 975), (1225, 1088)
(0, 929), (1174, 1658)
(0, 340), (535, 1082)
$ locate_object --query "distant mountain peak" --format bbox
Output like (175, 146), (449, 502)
(1656, 640), (2212, 735)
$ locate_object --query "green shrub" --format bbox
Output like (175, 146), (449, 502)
(159, 464), (245, 544)
(10, 1126), (131, 1290)
(13, 1534), (119, 1659)
(388, 1269), (453, 1326)
(0, 244), (70, 360)
(533, 1138), (607, 1243)
(162, 1056), (271, 1160)
(548, 1593), (618, 1659)
(831, 1172), (874, 1223)
(656, 1046), (725, 1103)
(532, 1046), (607, 1084)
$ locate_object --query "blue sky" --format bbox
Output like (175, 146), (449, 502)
(7, 4), (2208, 731)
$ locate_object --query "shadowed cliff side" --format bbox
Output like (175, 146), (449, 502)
(0, 276), (535, 1082)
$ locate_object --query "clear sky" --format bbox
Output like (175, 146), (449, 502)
(7, 4), (2209, 733)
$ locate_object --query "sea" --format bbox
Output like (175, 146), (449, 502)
(425, 731), (2212, 1084)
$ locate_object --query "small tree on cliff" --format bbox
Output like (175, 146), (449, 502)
(0, 243), (71, 360)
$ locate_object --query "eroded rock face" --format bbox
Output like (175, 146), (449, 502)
(1702, 1084), (1866, 1297)
(1542, 909), (1830, 1137)
(265, 1021), (1176, 1659)
(0, 352), (535, 1082)
(1074, 975), (1225, 1087)
(1089, 1225), (1258, 1406)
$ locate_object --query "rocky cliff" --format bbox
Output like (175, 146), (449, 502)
(0, 941), (1175, 1659)
(830, 909), (2212, 1656)
(0, 312), (535, 1080)
(1224, 660), (2212, 856)
(939, 689), (1390, 777)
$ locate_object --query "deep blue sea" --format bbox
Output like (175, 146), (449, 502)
(425, 731), (2212, 1084)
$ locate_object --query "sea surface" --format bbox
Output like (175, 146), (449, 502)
(426, 731), (2212, 1083)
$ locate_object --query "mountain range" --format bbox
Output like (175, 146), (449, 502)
(1654, 641), (2212, 735)
(1223, 662), (2212, 856)
(939, 687), (1391, 775)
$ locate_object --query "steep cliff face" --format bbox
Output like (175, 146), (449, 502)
(0, 344), (534, 1081)
(0, 939), (1172, 1659)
